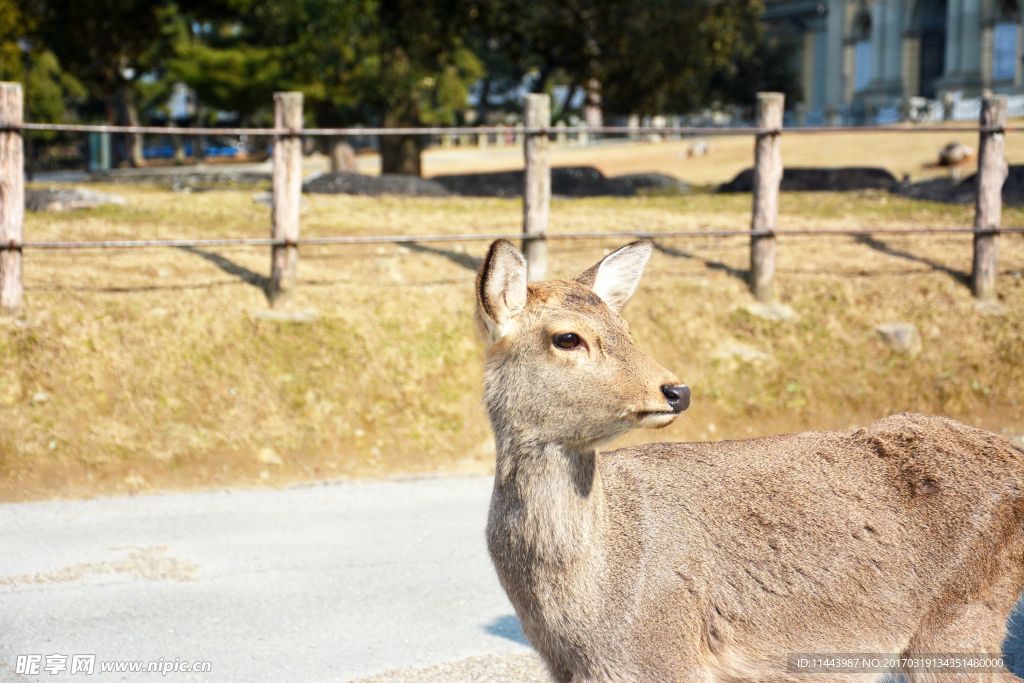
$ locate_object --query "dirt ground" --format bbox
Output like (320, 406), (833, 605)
(336, 121), (1024, 186)
(2, 145), (1024, 501)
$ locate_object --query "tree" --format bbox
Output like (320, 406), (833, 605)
(21, 0), (216, 166)
(0, 0), (87, 176)
(308, 0), (483, 174)
(473, 0), (792, 120)
(0, 0), (86, 126)
(165, 0), (482, 175)
(594, 0), (785, 115)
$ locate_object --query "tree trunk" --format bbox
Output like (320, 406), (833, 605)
(22, 53), (34, 180)
(556, 76), (579, 123)
(192, 103), (205, 163)
(329, 138), (358, 172)
(477, 75), (492, 124)
(532, 65), (554, 94)
(104, 95), (124, 167)
(125, 94), (144, 167)
(173, 135), (186, 164)
(584, 78), (603, 128)
(380, 135), (422, 175)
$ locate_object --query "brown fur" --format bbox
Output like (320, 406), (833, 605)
(477, 239), (1024, 683)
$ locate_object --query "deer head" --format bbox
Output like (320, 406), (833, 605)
(477, 239), (689, 449)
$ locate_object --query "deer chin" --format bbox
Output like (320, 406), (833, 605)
(636, 411), (679, 429)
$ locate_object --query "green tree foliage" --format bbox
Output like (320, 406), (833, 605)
(475, 0), (792, 117)
(597, 0), (773, 114)
(0, 0), (86, 130)
(164, 21), (283, 122)
(24, 0), (168, 111)
(18, 0), (215, 164)
(14, 0), (793, 173)
(157, 0), (482, 173)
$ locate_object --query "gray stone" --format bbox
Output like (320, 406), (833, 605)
(744, 302), (797, 322)
(974, 299), (1008, 316)
(419, 167), (687, 198)
(257, 447), (283, 466)
(876, 322), (922, 357)
(713, 344), (772, 364)
(897, 165), (1024, 207)
(938, 141), (974, 166)
(253, 191), (307, 207)
(893, 177), (976, 204)
(250, 309), (318, 323)
(304, 171), (451, 197)
(26, 187), (127, 212)
(719, 167), (898, 193)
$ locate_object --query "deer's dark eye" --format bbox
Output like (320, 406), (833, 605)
(553, 333), (582, 349)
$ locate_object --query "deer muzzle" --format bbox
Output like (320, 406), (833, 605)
(661, 384), (690, 413)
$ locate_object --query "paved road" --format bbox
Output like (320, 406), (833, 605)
(5, 474), (1024, 683)
(0, 476), (535, 682)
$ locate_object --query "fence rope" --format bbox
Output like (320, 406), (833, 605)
(0, 87), (1020, 314)
(0, 123), (1016, 136)
(3, 227), (1022, 251)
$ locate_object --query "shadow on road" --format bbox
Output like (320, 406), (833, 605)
(483, 598), (1024, 679)
(1003, 598), (1024, 676)
(484, 614), (530, 646)
(884, 597), (1024, 683)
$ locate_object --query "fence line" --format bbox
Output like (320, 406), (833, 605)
(0, 123), (1018, 136)
(0, 85), (1018, 316)
(0, 84), (23, 315)
(523, 94), (551, 282)
(4, 227), (1022, 251)
(269, 92), (303, 307)
(750, 93), (784, 303)
(972, 97), (1008, 300)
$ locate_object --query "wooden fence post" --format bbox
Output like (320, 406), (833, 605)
(523, 93), (550, 283)
(972, 95), (1007, 302)
(270, 92), (303, 307)
(0, 83), (24, 316)
(750, 92), (784, 303)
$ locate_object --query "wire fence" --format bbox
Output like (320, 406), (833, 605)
(1, 123), (1020, 135)
(5, 227), (1024, 252)
(0, 86), (1019, 315)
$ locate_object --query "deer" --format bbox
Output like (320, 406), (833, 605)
(476, 238), (1024, 683)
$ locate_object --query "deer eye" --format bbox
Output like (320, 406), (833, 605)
(553, 333), (582, 349)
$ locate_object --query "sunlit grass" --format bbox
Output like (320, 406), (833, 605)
(2, 184), (1021, 501)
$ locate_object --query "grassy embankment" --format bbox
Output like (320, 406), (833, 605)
(1, 182), (1022, 501)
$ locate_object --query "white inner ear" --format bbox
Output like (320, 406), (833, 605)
(592, 243), (651, 313)
(482, 245), (527, 341)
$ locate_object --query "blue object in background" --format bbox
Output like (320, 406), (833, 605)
(142, 142), (245, 159)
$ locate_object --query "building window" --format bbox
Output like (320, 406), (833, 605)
(993, 0), (1020, 81)
(994, 23), (1017, 80)
(853, 12), (872, 92)
(855, 40), (872, 90)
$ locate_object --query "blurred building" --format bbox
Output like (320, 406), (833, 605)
(765, 0), (1022, 118)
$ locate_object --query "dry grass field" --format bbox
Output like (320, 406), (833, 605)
(396, 121), (1024, 184)
(3, 133), (1024, 502)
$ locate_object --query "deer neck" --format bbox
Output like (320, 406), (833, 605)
(488, 427), (606, 566)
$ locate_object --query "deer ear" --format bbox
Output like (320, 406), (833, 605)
(574, 240), (652, 314)
(477, 240), (528, 341)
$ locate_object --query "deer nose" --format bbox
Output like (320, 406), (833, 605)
(661, 384), (690, 413)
